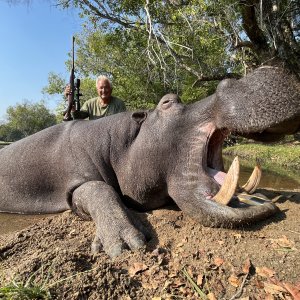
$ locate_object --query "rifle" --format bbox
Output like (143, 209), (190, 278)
(63, 36), (82, 121)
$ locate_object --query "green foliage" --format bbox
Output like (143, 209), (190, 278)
(0, 101), (57, 142)
(47, 0), (253, 110)
(223, 142), (300, 171)
(0, 276), (51, 300)
(42, 72), (66, 95)
(79, 77), (98, 103)
(46, 0), (299, 111)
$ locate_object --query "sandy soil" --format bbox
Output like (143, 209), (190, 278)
(0, 188), (299, 300)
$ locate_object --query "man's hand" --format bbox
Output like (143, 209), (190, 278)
(64, 85), (72, 99)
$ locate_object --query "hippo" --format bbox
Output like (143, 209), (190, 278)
(0, 66), (299, 257)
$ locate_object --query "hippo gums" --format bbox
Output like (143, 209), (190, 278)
(0, 66), (299, 257)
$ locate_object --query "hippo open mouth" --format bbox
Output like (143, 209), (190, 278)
(206, 128), (266, 207)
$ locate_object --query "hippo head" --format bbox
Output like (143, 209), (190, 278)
(127, 66), (300, 227)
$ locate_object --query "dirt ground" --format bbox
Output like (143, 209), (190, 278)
(0, 188), (299, 300)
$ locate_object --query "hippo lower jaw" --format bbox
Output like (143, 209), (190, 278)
(204, 127), (270, 208)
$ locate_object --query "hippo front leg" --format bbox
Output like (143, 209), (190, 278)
(72, 181), (147, 258)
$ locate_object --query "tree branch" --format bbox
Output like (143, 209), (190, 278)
(80, 0), (136, 28)
(239, 0), (269, 51)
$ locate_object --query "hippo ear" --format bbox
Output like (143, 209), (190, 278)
(158, 93), (181, 110)
(131, 111), (147, 124)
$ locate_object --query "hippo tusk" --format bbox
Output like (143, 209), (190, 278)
(213, 156), (240, 205)
(241, 163), (262, 194)
(236, 192), (271, 206)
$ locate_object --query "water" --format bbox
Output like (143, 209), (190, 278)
(0, 159), (299, 235)
(0, 213), (49, 235)
(224, 157), (300, 191)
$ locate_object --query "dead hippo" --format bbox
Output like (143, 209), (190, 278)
(0, 66), (299, 257)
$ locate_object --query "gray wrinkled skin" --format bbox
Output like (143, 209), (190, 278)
(0, 66), (299, 257)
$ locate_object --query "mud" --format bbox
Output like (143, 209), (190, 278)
(0, 188), (299, 299)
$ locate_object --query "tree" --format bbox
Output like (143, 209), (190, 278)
(41, 0), (299, 110)
(51, 0), (298, 110)
(0, 101), (57, 142)
(238, 0), (300, 75)
(57, 0), (299, 74)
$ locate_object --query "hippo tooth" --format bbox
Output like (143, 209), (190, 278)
(236, 192), (270, 206)
(241, 163), (262, 194)
(213, 156), (240, 205)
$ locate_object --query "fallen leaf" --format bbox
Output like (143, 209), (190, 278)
(163, 279), (172, 289)
(151, 281), (159, 290)
(256, 266), (276, 278)
(264, 282), (287, 295)
(242, 258), (252, 274)
(176, 247), (184, 253)
(233, 233), (242, 239)
(283, 282), (300, 300)
(186, 266), (194, 277)
(171, 277), (185, 288)
(182, 237), (188, 243)
(270, 236), (295, 249)
(265, 294), (275, 300)
(169, 271), (178, 278)
(214, 257), (224, 267)
(207, 292), (217, 300)
(128, 262), (148, 277)
(254, 278), (265, 289)
(142, 281), (153, 289)
(197, 274), (204, 286)
(228, 274), (240, 287)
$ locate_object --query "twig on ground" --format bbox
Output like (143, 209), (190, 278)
(229, 273), (249, 300)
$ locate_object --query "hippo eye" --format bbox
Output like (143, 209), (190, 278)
(162, 99), (174, 108)
(163, 99), (173, 104)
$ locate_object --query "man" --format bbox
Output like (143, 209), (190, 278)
(64, 75), (126, 120)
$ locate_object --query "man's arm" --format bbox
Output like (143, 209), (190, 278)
(119, 101), (126, 112)
(71, 99), (90, 119)
(72, 110), (89, 119)
(114, 98), (126, 113)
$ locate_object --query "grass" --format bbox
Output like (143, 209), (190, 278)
(0, 263), (98, 300)
(0, 272), (51, 300)
(182, 268), (208, 300)
(223, 142), (300, 169)
(0, 141), (11, 146)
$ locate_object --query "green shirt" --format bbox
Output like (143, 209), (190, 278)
(73, 96), (126, 120)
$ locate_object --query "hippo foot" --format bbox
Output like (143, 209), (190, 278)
(91, 225), (146, 258)
(72, 181), (148, 258)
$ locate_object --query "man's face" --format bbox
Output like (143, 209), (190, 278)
(97, 79), (112, 101)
